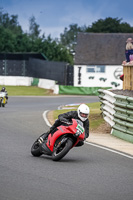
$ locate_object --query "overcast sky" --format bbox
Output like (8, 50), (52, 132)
(1, 0), (133, 38)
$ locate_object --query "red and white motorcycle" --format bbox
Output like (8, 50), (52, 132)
(31, 119), (85, 161)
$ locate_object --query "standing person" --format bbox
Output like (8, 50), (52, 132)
(125, 38), (133, 62)
(1, 87), (8, 103)
(122, 38), (133, 81)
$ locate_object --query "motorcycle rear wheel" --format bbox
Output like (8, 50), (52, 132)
(52, 138), (73, 161)
(31, 141), (42, 157)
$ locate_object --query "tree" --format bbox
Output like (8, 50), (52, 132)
(0, 9), (22, 34)
(15, 33), (32, 52)
(0, 26), (16, 52)
(60, 24), (86, 51)
(0, 10), (73, 63)
(40, 35), (73, 63)
(29, 15), (41, 40)
(86, 17), (133, 33)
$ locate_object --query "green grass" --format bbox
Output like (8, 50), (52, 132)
(53, 102), (104, 131)
(1, 86), (53, 96)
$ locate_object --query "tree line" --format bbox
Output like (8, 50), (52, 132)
(0, 10), (133, 64)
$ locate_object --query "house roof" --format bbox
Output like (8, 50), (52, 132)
(74, 33), (133, 65)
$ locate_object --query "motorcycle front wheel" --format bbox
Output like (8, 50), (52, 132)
(52, 138), (73, 161)
(31, 133), (48, 157)
(31, 140), (42, 157)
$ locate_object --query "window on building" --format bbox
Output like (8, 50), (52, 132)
(86, 65), (105, 73)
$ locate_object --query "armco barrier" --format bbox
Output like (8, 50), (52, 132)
(98, 89), (133, 143)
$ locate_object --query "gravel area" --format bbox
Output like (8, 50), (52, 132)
(110, 89), (133, 97)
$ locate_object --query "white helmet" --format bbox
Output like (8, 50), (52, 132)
(77, 104), (90, 122)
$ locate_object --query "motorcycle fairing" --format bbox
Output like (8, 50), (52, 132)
(46, 119), (85, 152)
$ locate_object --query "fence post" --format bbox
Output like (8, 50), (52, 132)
(3, 59), (7, 75)
(22, 60), (26, 76)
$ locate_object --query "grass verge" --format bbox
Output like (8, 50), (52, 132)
(53, 102), (105, 132)
(1, 86), (53, 96)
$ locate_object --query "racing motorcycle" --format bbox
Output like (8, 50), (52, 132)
(31, 118), (85, 161)
(0, 92), (7, 107)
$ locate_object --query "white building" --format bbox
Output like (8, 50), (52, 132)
(74, 33), (133, 89)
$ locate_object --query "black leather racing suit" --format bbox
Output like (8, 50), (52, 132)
(50, 111), (89, 139)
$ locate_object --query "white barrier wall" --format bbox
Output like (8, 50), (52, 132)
(74, 65), (123, 89)
(0, 76), (59, 94)
(0, 76), (33, 86)
(38, 78), (55, 90)
(38, 78), (59, 94)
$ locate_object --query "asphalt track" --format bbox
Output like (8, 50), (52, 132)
(0, 96), (133, 200)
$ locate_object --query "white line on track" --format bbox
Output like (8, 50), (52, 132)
(42, 110), (52, 127)
(43, 110), (133, 159)
(85, 141), (133, 159)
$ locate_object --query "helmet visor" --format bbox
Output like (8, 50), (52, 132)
(80, 112), (88, 118)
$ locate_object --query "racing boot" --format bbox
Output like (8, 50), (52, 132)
(42, 130), (50, 139)
(39, 130), (51, 143)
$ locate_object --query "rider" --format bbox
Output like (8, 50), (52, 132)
(44, 104), (90, 146)
(0, 87), (8, 103)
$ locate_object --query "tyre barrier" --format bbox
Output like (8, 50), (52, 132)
(98, 89), (133, 143)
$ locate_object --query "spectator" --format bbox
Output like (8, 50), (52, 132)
(125, 38), (133, 62)
(122, 38), (133, 81)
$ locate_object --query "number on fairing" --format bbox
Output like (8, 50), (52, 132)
(76, 124), (84, 134)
